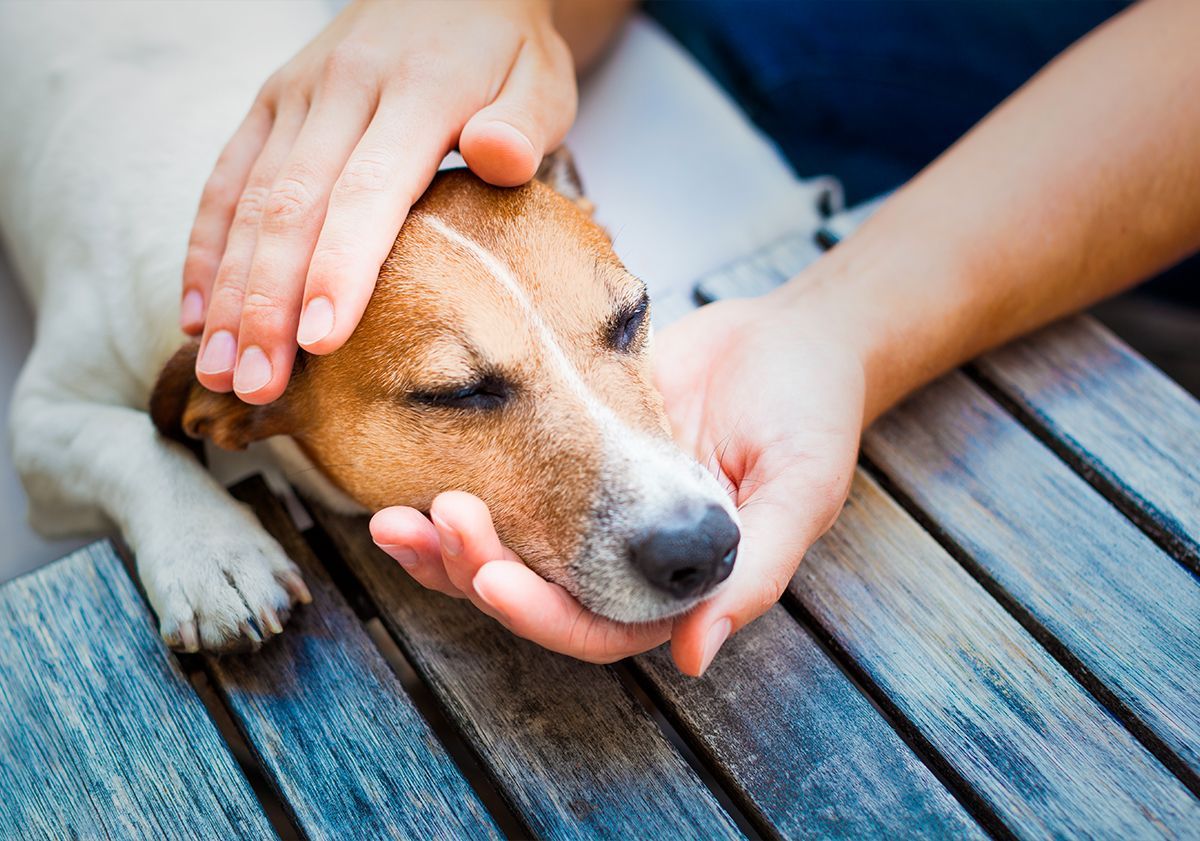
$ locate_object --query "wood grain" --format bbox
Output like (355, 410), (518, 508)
(0, 543), (274, 839)
(864, 372), (1200, 789)
(204, 478), (500, 840)
(311, 506), (743, 841)
(974, 316), (1200, 572)
(636, 606), (985, 839)
(794, 470), (1200, 838)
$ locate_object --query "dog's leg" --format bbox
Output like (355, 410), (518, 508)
(11, 376), (310, 652)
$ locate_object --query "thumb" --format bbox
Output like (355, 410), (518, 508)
(460, 37), (576, 186)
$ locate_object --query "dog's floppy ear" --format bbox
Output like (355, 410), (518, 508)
(535, 147), (593, 214)
(150, 342), (286, 451)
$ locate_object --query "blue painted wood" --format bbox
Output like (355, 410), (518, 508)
(0, 543), (274, 839)
(864, 372), (1200, 790)
(211, 479), (500, 840)
(311, 505), (743, 841)
(974, 316), (1200, 572)
(636, 606), (985, 839)
(794, 472), (1200, 838)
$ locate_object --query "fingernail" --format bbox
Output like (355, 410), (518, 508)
(197, 329), (236, 374)
(378, 545), (418, 569)
(180, 290), (204, 328)
(233, 345), (273, 394)
(297, 296), (334, 347)
(431, 512), (463, 557)
(698, 618), (732, 677)
(487, 120), (536, 157)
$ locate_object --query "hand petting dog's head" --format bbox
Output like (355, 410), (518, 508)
(153, 152), (739, 623)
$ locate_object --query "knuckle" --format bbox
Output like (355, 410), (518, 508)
(234, 184), (271, 227)
(390, 51), (437, 85)
(259, 70), (293, 103)
(212, 260), (248, 297)
(758, 565), (794, 609)
(335, 151), (393, 197)
(261, 175), (317, 231)
(306, 248), (350, 287)
(238, 290), (289, 334)
(321, 45), (379, 85)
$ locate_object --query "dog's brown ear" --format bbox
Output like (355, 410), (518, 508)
(150, 342), (285, 451)
(535, 147), (593, 213)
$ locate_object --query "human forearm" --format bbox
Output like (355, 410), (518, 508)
(769, 0), (1200, 424)
(552, 0), (636, 72)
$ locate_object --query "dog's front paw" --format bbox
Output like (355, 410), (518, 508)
(139, 520), (312, 654)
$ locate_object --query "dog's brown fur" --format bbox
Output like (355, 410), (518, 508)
(152, 161), (669, 586)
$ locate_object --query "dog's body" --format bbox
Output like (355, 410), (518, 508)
(2, 3), (738, 652)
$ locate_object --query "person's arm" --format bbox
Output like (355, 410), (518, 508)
(375, 0), (1200, 677)
(785, 0), (1200, 425)
(554, 0), (637, 72)
(182, 0), (633, 405)
(662, 0), (1200, 675)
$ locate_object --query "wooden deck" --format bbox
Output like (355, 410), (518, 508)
(1, 234), (1198, 837)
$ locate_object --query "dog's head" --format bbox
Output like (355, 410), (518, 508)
(153, 153), (738, 623)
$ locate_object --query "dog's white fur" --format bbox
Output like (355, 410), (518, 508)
(0, 3), (331, 648)
(0, 2), (738, 646)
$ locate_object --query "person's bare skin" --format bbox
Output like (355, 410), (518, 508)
(182, 0), (631, 405)
(188, 0), (1200, 676)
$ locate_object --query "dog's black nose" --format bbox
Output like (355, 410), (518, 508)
(629, 503), (739, 599)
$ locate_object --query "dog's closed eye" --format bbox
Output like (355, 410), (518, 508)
(608, 290), (650, 353)
(409, 373), (512, 411)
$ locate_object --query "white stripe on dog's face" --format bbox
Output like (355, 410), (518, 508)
(419, 212), (738, 622)
(421, 213), (619, 431)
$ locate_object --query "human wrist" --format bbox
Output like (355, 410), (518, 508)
(761, 238), (967, 426)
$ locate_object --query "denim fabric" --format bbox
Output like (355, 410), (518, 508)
(646, 0), (1199, 303)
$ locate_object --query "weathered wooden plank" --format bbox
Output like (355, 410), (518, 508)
(864, 372), (1200, 790)
(793, 471), (1200, 838)
(310, 506), (743, 841)
(0, 543), (274, 839)
(636, 606), (985, 839)
(204, 478), (500, 840)
(974, 315), (1200, 572)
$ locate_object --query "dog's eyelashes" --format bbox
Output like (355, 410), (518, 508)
(409, 374), (511, 411)
(608, 293), (650, 353)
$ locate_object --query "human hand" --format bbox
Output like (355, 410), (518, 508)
(183, 0), (576, 403)
(371, 288), (866, 675)
(650, 294), (864, 673)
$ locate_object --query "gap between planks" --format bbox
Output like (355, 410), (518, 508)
(859, 453), (1200, 801)
(965, 363), (1200, 581)
(775, 588), (1015, 841)
(109, 539), (302, 840)
(610, 661), (764, 840)
(300, 502), (753, 839)
(298, 515), (530, 838)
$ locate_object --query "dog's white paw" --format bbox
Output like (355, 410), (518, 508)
(138, 515), (312, 654)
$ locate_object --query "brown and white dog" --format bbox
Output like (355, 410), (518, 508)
(1, 3), (742, 654)
(149, 156), (739, 648)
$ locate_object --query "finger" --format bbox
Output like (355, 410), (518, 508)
(427, 492), (520, 597)
(370, 506), (465, 598)
(459, 37), (577, 187)
(182, 103), (272, 335)
(231, 92), (373, 403)
(473, 561), (670, 663)
(297, 98), (456, 356)
(670, 489), (833, 678)
(196, 103), (306, 392)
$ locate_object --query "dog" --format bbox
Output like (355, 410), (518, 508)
(2, 6), (738, 654)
